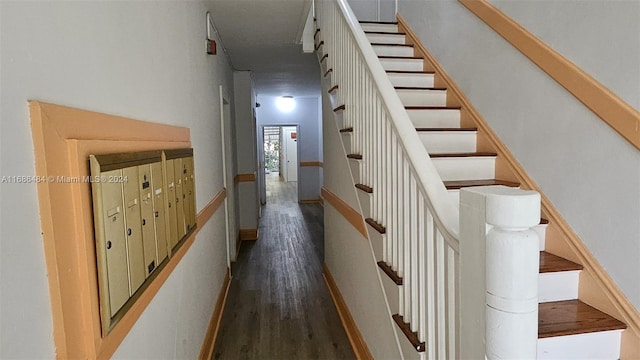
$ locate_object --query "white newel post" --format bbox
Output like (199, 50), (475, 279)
(460, 186), (540, 359)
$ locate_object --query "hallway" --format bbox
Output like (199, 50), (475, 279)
(213, 175), (355, 359)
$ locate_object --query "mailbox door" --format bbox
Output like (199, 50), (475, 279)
(100, 169), (130, 315)
(121, 166), (145, 295)
(151, 162), (168, 263)
(173, 158), (185, 240)
(138, 164), (156, 276)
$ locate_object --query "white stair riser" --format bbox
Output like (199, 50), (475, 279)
(388, 73), (435, 88)
(417, 132), (477, 154)
(535, 223), (548, 251)
(380, 58), (424, 72)
(334, 112), (344, 130)
(432, 157), (495, 181)
(373, 45), (414, 57)
(378, 266), (400, 314)
(348, 158), (363, 184)
(537, 330), (623, 359)
(397, 89), (447, 107)
(360, 23), (398, 32)
(366, 33), (406, 44)
(539, 271), (580, 303)
(407, 109), (461, 128)
(341, 133), (352, 154)
(370, 230), (385, 262)
(357, 189), (372, 219)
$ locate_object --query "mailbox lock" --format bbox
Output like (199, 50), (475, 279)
(142, 219), (146, 226)
(155, 211), (159, 218)
(127, 228), (132, 236)
(106, 241), (112, 249)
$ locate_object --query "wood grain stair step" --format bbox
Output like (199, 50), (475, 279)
(371, 43), (413, 47)
(388, 70), (435, 75)
(405, 105), (461, 110)
(355, 184), (373, 193)
(378, 55), (423, 60)
(539, 300), (627, 338)
(416, 127), (477, 132)
(396, 86), (447, 91)
(392, 314), (425, 352)
(430, 152), (497, 158)
(360, 21), (398, 25)
(443, 179), (519, 190)
(365, 218), (385, 234)
(540, 251), (583, 273)
(365, 31), (406, 35)
(378, 261), (402, 285)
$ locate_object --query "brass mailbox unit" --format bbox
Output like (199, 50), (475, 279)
(89, 148), (196, 334)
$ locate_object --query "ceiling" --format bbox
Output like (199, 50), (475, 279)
(209, 0), (321, 97)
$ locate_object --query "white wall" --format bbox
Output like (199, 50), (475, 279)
(489, 0), (640, 110)
(256, 95), (323, 202)
(348, 0), (396, 22)
(233, 71), (260, 231)
(398, 0), (640, 309)
(0, 1), (233, 357)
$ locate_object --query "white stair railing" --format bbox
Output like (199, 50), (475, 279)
(316, 0), (541, 358)
(318, 0), (460, 356)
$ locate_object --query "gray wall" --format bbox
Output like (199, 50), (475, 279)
(489, 0), (640, 110)
(1, 1), (233, 357)
(348, 0), (396, 22)
(398, 0), (640, 309)
(256, 95), (323, 202)
(233, 72), (260, 230)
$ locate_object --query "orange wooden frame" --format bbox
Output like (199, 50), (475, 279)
(30, 101), (226, 359)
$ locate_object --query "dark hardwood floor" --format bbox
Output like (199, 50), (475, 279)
(213, 174), (355, 359)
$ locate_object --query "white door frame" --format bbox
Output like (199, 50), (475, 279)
(259, 124), (300, 203)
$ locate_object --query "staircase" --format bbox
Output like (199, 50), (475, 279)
(315, 2), (631, 358)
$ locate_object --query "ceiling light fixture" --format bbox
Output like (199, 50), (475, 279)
(276, 96), (296, 113)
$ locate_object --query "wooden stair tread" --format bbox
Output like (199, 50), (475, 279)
(395, 86), (447, 91)
(365, 31), (406, 35)
(339, 127), (353, 133)
(370, 43), (413, 47)
(405, 105), (461, 110)
(430, 152), (497, 158)
(360, 21), (398, 25)
(392, 314), (425, 352)
(387, 70), (435, 75)
(346, 154), (362, 160)
(378, 261), (402, 285)
(539, 300), (627, 338)
(365, 218), (385, 234)
(416, 127), (477, 132)
(540, 251), (583, 273)
(443, 179), (519, 190)
(378, 55), (423, 59)
(333, 104), (345, 112)
(355, 184), (373, 193)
